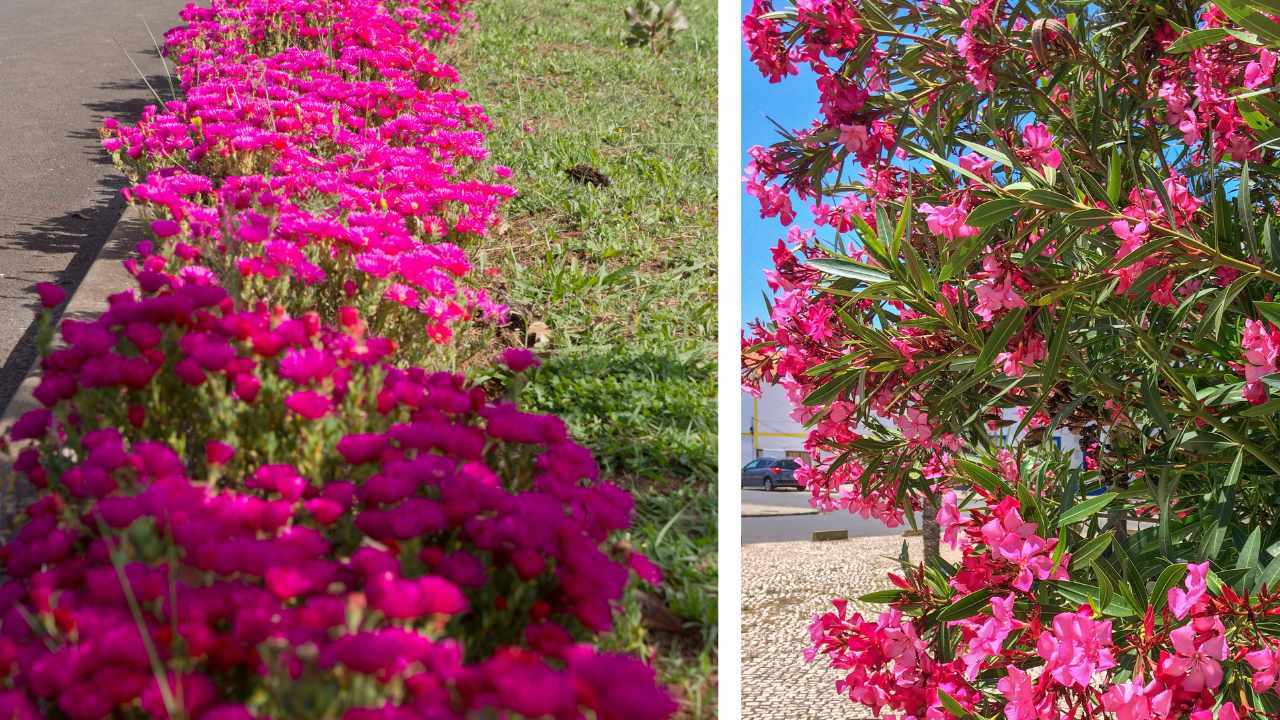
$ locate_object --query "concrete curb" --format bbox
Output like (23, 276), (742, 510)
(741, 508), (819, 518)
(0, 204), (142, 431)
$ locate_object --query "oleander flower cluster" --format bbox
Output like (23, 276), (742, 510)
(743, 0), (1280, 717)
(0, 0), (677, 717)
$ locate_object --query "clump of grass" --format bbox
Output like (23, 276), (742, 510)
(445, 0), (716, 714)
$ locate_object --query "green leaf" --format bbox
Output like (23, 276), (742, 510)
(902, 142), (994, 188)
(1070, 533), (1114, 569)
(1150, 563), (1188, 614)
(1064, 208), (1115, 227)
(1039, 300), (1074, 402)
(1022, 189), (1079, 210)
(1257, 552), (1280, 592)
(1238, 527), (1262, 573)
(976, 308), (1027, 374)
(936, 589), (994, 622)
(955, 458), (1009, 496)
(1106, 150), (1123, 206)
(1257, 301), (1280, 326)
(802, 372), (857, 406)
(807, 257), (892, 284)
(1165, 27), (1230, 53)
(1057, 492), (1118, 528)
(859, 589), (904, 604)
(956, 139), (1013, 168)
(937, 690), (976, 719)
(966, 198), (1022, 228)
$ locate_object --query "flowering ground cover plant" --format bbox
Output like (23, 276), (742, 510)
(743, 0), (1280, 717)
(0, 0), (679, 716)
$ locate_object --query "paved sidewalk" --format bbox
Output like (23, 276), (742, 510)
(0, 0), (186, 414)
(741, 536), (933, 720)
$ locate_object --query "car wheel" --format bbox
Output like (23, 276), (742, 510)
(764, 478), (774, 492)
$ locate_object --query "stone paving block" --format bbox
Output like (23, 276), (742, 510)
(740, 535), (958, 720)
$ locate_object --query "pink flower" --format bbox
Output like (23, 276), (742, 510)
(1036, 608), (1116, 687)
(936, 490), (962, 549)
(960, 593), (1017, 679)
(1245, 49), (1276, 89)
(973, 276), (1025, 322)
(896, 407), (931, 444)
(629, 553), (663, 585)
(981, 499), (1068, 591)
(1242, 319), (1280, 382)
(996, 666), (1039, 720)
(1159, 616), (1227, 692)
(1021, 123), (1062, 169)
(1100, 674), (1172, 720)
(959, 153), (995, 182)
(919, 202), (978, 241)
(1246, 643), (1280, 692)
(1168, 561), (1209, 620)
(838, 123), (870, 153)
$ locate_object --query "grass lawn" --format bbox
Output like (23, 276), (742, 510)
(445, 0), (717, 715)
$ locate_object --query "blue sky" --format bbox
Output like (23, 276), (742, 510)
(739, 12), (818, 329)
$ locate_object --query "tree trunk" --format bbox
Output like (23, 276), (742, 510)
(1107, 505), (1127, 544)
(922, 503), (941, 568)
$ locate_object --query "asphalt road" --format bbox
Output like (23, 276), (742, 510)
(741, 488), (921, 544)
(0, 0), (187, 415)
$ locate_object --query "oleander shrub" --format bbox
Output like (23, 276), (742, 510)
(0, 0), (679, 717)
(743, 0), (1280, 717)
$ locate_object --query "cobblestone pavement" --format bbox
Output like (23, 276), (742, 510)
(741, 535), (952, 720)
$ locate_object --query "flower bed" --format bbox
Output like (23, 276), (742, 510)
(0, 0), (676, 717)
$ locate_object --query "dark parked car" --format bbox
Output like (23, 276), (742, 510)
(741, 457), (802, 491)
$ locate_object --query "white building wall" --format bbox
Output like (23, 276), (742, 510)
(741, 384), (806, 465)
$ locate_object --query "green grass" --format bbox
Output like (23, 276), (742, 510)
(445, 0), (717, 715)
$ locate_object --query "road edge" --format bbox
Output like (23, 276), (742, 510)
(0, 204), (142, 430)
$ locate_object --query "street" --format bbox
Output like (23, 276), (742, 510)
(0, 0), (187, 414)
(741, 488), (920, 544)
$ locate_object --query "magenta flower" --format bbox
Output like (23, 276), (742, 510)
(1100, 674), (1172, 720)
(35, 282), (66, 309)
(204, 441), (235, 466)
(498, 347), (541, 372)
(959, 593), (1017, 679)
(935, 489), (962, 549)
(285, 390), (332, 419)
